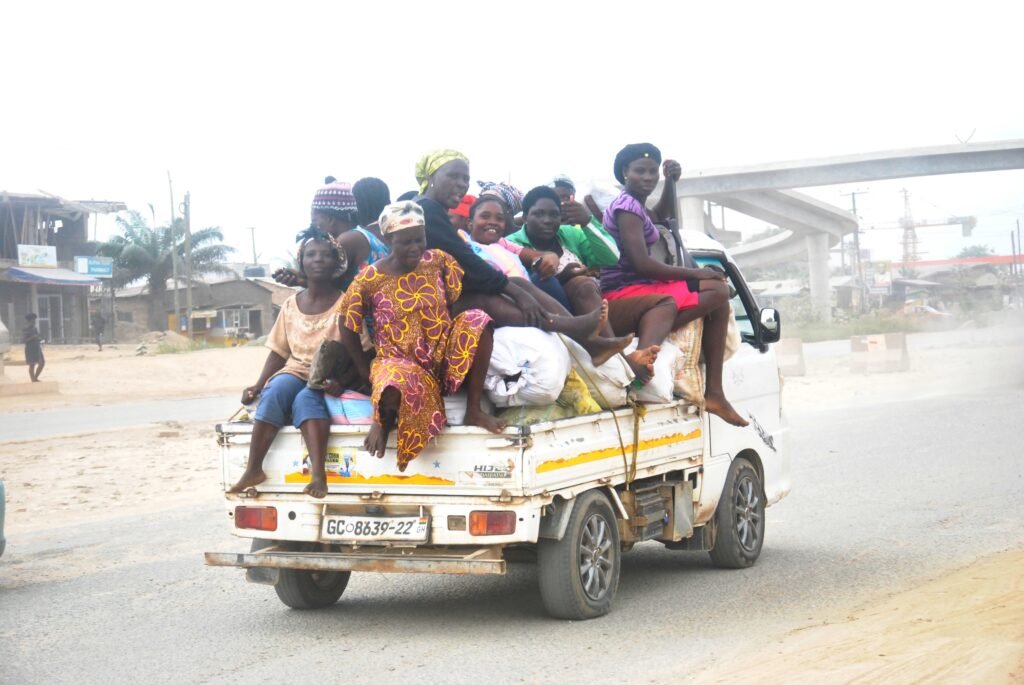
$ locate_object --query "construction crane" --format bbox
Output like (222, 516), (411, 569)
(867, 189), (977, 263)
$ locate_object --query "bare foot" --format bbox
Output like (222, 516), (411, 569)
(364, 422), (389, 459)
(549, 300), (605, 341)
(303, 474), (328, 498)
(704, 393), (749, 427)
(228, 468), (267, 493)
(465, 407), (507, 434)
(624, 345), (660, 385)
(584, 333), (634, 367)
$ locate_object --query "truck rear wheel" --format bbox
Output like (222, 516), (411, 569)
(273, 543), (351, 610)
(538, 490), (620, 620)
(708, 457), (765, 569)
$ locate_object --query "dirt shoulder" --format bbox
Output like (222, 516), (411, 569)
(691, 548), (1024, 684)
(0, 343), (265, 412)
(1, 421), (222, 535)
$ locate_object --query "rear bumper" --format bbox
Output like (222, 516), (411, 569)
(205, 544), (506, 576)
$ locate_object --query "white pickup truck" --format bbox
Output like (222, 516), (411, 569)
(205, 231), (790, 619)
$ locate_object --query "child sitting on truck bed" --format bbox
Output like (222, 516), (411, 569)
(340, 201), (506, 472)
(228, 229), (348, 498)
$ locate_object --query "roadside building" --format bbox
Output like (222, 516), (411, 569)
(113, 275), (295, 344)
(0, 192), (125, 343)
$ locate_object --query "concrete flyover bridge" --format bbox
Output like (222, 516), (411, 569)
(675, 140), (1024, 321)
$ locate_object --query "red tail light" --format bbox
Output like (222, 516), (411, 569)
(469, 511), (516, 536)
(235, 506), (278, 531)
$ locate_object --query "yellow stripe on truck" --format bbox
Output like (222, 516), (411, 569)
(535, 429), (701, 473)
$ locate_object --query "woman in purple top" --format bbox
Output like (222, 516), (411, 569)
(600, 143), (747, 427)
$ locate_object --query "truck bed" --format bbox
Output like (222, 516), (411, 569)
(218, 400), (706, 499)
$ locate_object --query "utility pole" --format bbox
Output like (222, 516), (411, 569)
(841, 189), (868, 311)
(248, 227), (258, 265)
(899, 188), (921, 265)
(182, 192), (194, 340)
(166, 172), (181, 332)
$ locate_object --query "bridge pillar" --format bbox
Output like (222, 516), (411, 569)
(806, 232), (831, 323)
(679, 197), (705, 233)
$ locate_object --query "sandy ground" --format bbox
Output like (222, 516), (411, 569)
(1, 343), (266, 411)
(2, 326), (1023, 681)
(692, 548), (1024, 684)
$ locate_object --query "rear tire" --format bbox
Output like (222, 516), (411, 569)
(708, 457), (765, 569)
(537, 490), (620, 620)
(273, 543), (351, 609)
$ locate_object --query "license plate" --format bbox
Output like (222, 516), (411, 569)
(321, 515), (430, 542)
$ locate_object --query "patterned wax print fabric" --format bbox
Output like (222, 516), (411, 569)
(599, 191), (662, 293)
(340, 249), (492, 470)
(458, 230), (529, 279)
(265, 292), (346, 383)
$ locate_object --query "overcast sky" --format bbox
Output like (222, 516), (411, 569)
(2, 0), (1021, 269)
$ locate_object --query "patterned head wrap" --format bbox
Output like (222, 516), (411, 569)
(379, 201), (426, 235)
(415, 149), (469, 193)
(477, 180), (524, 216)
(613, 143), (662, 184)
(294, 225), (347, 273)
(551, 175), (576, 193)
(311, 178), (358, 220)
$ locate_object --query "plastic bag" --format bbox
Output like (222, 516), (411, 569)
(500, 370), (601, 426)
(485, 328), (570, 407)
(559, 336), (635, 410)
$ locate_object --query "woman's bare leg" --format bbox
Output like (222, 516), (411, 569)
(462, 325), (506, 434)
(228, 420), (280, 492)
(457, 290), (631, 365)
(624, 298), (677, 384)
(299, 418), (332, 498)
(365, 387), (400, 459)
(671, 280), (746, 426)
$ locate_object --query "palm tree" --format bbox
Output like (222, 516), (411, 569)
(97, 210), (235, 330)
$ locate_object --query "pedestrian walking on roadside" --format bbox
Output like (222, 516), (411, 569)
(23, 313), (44, 382)
(91, 310), (106, 351)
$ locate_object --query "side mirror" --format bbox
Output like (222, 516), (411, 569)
(759, 308), (781, 344)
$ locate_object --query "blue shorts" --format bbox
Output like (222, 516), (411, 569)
(253, 373), (330, 428)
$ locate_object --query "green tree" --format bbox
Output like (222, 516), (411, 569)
(97, 210), (235, 330)
(957, 245), (994, 258)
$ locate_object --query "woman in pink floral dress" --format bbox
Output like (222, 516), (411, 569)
(340, 201), (506, 471)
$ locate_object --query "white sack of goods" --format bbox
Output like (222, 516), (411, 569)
(559, 335), (635, 410)
(632, 341), (682, 404)
(484, 327), (570, 407)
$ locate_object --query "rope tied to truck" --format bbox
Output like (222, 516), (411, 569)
(558, 335), (644, 490)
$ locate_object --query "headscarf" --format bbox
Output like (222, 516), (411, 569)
(477, 180), (524, 216)
(379, 201), (426, 235)
(450, 194), (476, 219)
(613, 143), (662, 184)
(551, 175), (576, 194)
(311, 178), (358, 218)
(415, 149), (469, 193)
(294, 225), (347, 273)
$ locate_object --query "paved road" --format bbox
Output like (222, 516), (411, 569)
(0, 395), (237, 442)
(2, 379), (1022, 684)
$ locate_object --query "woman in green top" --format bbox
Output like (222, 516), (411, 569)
(506, 185), (622, 333)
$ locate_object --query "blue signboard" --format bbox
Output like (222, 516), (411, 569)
(74, 256), (114, 278)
